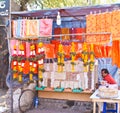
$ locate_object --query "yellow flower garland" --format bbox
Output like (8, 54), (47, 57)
(70, 42), (76, 72)
(57, 44), (64, 72)
(81, 42), (88, 72)
(89, 44), (95, 71)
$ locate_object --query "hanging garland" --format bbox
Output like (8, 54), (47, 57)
(17, 43), (26, 82)
(37, 42), (45, 82)
(81, 42), (89, 72)
(89, 44), (95, 71)
(70, 42), (76, 72)
(29, 44), (37, 82)
(11, 45), (18, 80)
(57, 44), (65, 72)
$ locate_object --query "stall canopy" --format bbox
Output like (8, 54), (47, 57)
(11, 3), (120, 21)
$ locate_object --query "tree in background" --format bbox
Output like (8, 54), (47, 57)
(13, 0), (119, 11)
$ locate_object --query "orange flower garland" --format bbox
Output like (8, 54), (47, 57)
(37, 42), (45, 82)
(11, 45), (18, 80)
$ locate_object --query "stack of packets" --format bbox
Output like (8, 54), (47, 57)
(38, 59), (96, 91)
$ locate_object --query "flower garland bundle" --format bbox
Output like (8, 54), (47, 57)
(37, 42), (45, 82)
(81, 42), (89, 72)
(89, 44), (95, 71)
(29, 44), (37, 82)
(57, 44), (65, 72)
(11, 45), (18, 80)
(70, 42), (76, 72)
(18, 43), (25, 82)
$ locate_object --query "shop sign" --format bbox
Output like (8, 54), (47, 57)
(0, 0), (9, 16)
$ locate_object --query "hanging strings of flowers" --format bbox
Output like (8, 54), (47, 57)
(29, 44), (37, 82)
(89, 44), (95, 71)
(11, 45), (18, 80)
(70, 42), (76, 72)
(81, 42), (89, 72)
(37, 42), (45, 82)
(18, 43), (26, 82)
(57, 44), (65, 72)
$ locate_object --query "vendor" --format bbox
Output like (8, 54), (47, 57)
(96, 68), (117, 89)
(96, 68), (117, 113)
(101, 68), (117, 84)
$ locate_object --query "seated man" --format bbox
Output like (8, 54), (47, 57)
(96, 68), (117, 113)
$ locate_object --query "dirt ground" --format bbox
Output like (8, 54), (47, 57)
(0, 89), (93, 113)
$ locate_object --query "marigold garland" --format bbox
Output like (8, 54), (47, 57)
(37, 42), (45, 82)
(70, 42), (76, 72)
(89, 44), (95, 71)
(57, 44), (65, 72)
(11, 45), (18, 80)
(81, 42), (89, 72)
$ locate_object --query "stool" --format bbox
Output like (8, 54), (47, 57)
(102, 102), (118, 113)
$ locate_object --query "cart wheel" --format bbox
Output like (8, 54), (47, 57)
(18, 89), (36, 113)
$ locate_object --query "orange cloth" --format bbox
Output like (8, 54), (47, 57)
(105, 12), (112, 32)
(111, 10), (120, 40)
(51, 40), (60, 58)
(112, 40), (119, 66)
(75, 28), (85, 41)
(61, 28), (70, 40)
(44, 44), (55, 58)
(63, 45), (71, 58)
(94, 44), (102, 58)
(106, 46), (112, 58)
(86, 14), (96, 43)
(96, 14), (101, 42)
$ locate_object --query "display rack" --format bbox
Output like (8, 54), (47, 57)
(10, 3), (120, 112)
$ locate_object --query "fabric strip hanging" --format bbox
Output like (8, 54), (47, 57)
(26, 19), (39, 37)
(39, 19), (53, 37)
(54, 27), (61, 38)
(86, 14), (96, 43)
(61, 28), (70, 40)
(111, 10), (120, 40)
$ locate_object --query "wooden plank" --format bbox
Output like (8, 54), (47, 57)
(38, 90), (92, 101)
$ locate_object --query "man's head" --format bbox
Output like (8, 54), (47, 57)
(101, 68), (109, 78)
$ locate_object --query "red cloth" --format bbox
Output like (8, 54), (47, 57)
(103, 74), (117, 84)
(75, 28), (85, 40)
(54, 28), (61, 38)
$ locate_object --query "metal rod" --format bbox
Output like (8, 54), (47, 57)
(7, 32), (111, 40)
(9, 0), (14, 113)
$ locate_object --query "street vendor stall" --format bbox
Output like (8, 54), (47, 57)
(8, 3), (120, 104)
